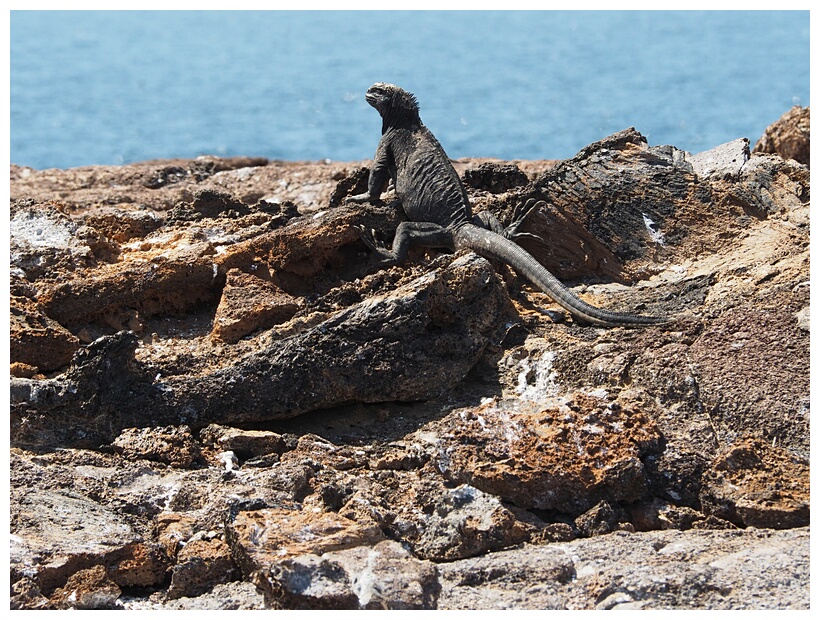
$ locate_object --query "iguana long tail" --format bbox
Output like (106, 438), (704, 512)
(455, 224), (667, 327)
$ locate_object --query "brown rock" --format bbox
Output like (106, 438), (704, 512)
(199, 424), (286, 460)
(49, 565), (121, 610)
(462, 161), (530, 193)
(112, 425), (200, 468)
(329, 467), (532, 561)
(9, 455), (170, 593)
(11, 251), (512, 451)
(108, 542), (170, 589)
(83, 207), (163, 243)
(574, 500), (628, 537)
(542, 522), (576, 543)
(155, 513), (198, 558)
(434, 393), (663, 514)
(168, 537), (239, 599)
(228, 507), (386, 606)
(38, 239), (221, 328)
(10, 576), (50, 610)
(688, 302), (810, 456)
(249, 459), (316, 502)
(10, 361), (40, 378)
(753, 106), (810, 167)
(6, 139), (811, 609)
(328, 165), (369, 208)
(627, 498), (711, 532)
(690, 515), (738, 530)
(214, 199), (400, 281)
(10, 294), (80, 371)
(699, 437), (809, 529)
(9, 156), (276, 212)
(228, 508), (385, 570)
(370, 442), (429, 471)
(211, 268), (300, 343)
(285, 433), (369, 471)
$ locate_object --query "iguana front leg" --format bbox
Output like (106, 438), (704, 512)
(349, 181), (396, 204)
(347, 142), (393, 204)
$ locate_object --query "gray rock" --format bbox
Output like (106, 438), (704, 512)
(325, 540), (439, 609)
(250, 540), (439, 610)
(795, 305), (809, 331)
(265, 554), (360, 609)
(10, 576), (50, 610)
(9, 201), (94, 280)
(687, 138), (750, 180)
(11, 489), (145, 594)
(122, 581), (266, 610)
(437, 527), (809, 609)
(413, 484), (529, 561)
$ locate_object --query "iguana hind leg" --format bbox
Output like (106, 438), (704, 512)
(473, 211), (506, 234)
(355, 221), (455, 267)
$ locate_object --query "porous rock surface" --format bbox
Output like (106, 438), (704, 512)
(8, 108), (809, 609)
(753, 105), (810, 168)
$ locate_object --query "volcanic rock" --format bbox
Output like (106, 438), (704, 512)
(8, 108), (810, 609)
(753, 105), (810, 167)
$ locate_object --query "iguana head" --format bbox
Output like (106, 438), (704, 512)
(365, 83), (422, 131)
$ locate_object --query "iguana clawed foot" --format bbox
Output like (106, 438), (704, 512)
(345, 193), (371, 205)
(353, 225), (397, 265)
(472, 198), (546, 246)
(345, 182), (393, 206)
(502, 198), (547, 247)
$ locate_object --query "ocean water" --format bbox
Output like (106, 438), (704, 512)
(10, 10), (810, 170)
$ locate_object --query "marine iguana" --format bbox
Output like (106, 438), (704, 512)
(347, 82), (666, 326)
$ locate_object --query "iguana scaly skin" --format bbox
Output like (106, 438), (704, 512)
(347, 82), (666, 327)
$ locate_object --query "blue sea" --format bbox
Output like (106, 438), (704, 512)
(10, 10), (810, 170)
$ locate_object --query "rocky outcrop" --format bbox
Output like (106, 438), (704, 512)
(436, 526), (809, 610)
(753, 105), (810, 167)
(9, 108), (810, 609)
(10, 249), (511, 449)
